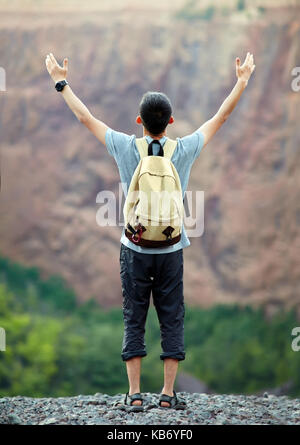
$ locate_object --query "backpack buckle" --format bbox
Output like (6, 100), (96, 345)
(131, 228), (143, 243)
(128, 223), (146, 244)
(162, 226), (174, 244)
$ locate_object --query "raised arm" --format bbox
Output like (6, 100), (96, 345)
(45, 53), (109, 146)
(197, 52), (255, 148)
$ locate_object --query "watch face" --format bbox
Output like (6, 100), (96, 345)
(55, 80), (66, 91)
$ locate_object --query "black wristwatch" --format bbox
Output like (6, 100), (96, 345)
(55, 79), (68, 92)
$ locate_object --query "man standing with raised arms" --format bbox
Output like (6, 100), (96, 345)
(45, 51), (255, 409)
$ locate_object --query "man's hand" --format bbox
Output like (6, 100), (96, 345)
(197, 52), (255, 148)
(45, 52), (109, 146)
(236, 52), (255, 87)
(45, 52), (68, 84)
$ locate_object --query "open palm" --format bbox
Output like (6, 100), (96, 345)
(236, 52), (255, 85)
(45, 52), (68, 84)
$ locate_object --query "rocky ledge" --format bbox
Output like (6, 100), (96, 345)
(0, 392), (300, 425)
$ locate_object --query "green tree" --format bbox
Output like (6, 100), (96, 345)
(1, 254), (300, 398)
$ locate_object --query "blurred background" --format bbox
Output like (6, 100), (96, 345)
(0, 0), (300, 398)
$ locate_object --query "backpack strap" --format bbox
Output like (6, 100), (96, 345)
(135, 136), (178, 160)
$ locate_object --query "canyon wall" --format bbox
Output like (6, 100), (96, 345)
(0, 2), (299, 315)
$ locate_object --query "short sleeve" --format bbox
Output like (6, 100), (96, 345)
(105, 128), (133, 161)
(193, 130), (205, 160)
(179, 130), (205, 163)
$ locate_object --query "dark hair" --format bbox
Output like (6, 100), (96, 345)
(139, 91), (172, 136)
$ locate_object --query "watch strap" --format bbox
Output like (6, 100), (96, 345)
(55, 79), (68, 92)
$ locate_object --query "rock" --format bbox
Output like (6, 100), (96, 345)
(127, 406), (144, 413)
(0, 392), (299, 425)
(176, 371), (212, 394)
(39, 417), (59, 425)
(85, 400), (102, 406)
(7, 414), (21, 424)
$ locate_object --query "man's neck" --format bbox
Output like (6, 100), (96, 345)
(143, 129), (166, 139)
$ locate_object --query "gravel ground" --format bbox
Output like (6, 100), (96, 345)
(0, 392), (300, 425)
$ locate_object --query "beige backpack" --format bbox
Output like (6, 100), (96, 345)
(123, 136), (184, 248)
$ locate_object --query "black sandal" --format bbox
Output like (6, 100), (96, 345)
(158, 390), (186, 410)
(113, 392), (144, 411)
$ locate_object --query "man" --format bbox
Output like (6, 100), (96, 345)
(45, 51), (255, 409)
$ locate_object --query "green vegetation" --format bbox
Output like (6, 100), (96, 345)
(0, 254), (299, 397)
(175, 1), (215, 22)
(173, 0), (271, 22)
(183, 305), (300, 396)
(258, 6), (266, 14)
(175, 0), (267, 21)
(237, 0), (246, 11)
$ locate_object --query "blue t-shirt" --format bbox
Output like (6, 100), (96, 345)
(105, 128), (205, 254)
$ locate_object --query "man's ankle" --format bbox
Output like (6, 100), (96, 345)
(161, 387), (174, 396)
(129, 389), (140, 395)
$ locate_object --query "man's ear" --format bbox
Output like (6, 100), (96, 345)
(169, 116), (174, 124)
(136, 116), (142, 124)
